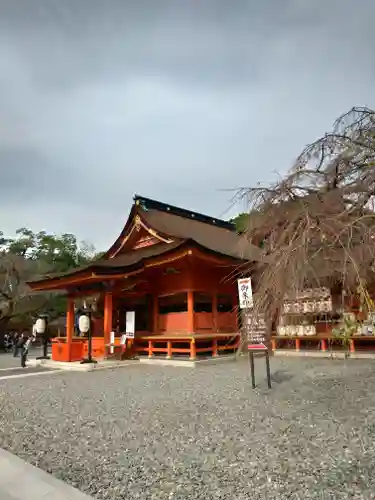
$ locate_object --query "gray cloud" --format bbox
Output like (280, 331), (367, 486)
(0, 0), (375, 249)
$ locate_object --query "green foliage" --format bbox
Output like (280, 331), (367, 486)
(2, 229), (96, 272)
(231, 213), (249, 233)
(332, 314), (359, 358)
(0, 228), (99, 330)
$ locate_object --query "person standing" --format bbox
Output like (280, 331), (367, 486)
(13, 331), (21, 357)
(20, 332), (32, 368)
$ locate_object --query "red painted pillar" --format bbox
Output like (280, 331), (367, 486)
(167, 340), (172, 359)
(153, 295), (159, 333)
(190, 338), (196, 360)
(188, 290), (194, 334)
(321, 339), (327, 352)
(148, 340), (153, 358)
(212, 338), (218, 357)
(350, 339), (355, 354)
(212, 292), (218, 332)
(295, 338), (301, 352)
(66, 297), (75, 361)
(103, 292), (113, 356)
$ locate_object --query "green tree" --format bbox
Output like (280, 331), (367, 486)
(231, 213), (249, 233)
(0, 229), (99, 338)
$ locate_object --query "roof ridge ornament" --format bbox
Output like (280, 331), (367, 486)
(134, 215), (142, 231)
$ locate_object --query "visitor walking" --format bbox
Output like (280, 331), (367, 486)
(20, 332), (34, 368)
(13, 331), (21, 357)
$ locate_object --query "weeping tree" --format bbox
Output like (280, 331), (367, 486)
(238, 106), (375, 331)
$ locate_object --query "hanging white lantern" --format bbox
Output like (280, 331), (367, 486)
(78, 314), (90, 334)
(35, 318), (46, 334)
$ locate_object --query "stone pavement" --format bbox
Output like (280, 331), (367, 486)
(0, 447), (95, 500)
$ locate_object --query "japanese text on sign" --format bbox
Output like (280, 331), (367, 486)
(242, 310), (267, 344)
(237, 277), (253, 309)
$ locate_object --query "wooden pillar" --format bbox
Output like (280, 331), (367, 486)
(166, 340), (172, 359)
(212, 338), (218, 357)
(187, 290), (194, 333)
(295, 338), (301, 352)
(271, 338), (276, 351)
(103, 292), (113, 352)
(153, 295), (159, 333)
(321, 339), (327, 352)
(66, 297), (75, 361)
(350, 339), (355, 354)
(189, 338), (196, 360)
(212, 292), (218, 332)
(148, 340), (153, 358)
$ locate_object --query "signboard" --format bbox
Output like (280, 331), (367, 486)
(242, 309), (272, 390)
(237, 278), (253, 309)
(125, 311), (135, 339)
(242, 310), (267, 344)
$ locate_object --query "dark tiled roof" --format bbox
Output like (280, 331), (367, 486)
(37, 240), (186, 281)
(140, 207), (264, 262)
(134, 195), (236, 230)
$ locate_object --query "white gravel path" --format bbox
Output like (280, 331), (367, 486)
(0, 357), (375, 499)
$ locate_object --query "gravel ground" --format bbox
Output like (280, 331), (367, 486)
(1, 357), (375, 500)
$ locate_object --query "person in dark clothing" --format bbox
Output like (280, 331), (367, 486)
(13, 332), (21, 357)
(3, 333), (12, 352)
(19, 333), (30, 368)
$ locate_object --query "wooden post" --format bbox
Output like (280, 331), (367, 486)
(321, 339), (327, 352)
(248, 351), (255, 388)
(295, 338), (301, 352)
(271, 338), (276, 351)
(153, 295), (159, 333)
(265, 351), (272, 389)
(187, 290), (194, 333)
(66, 297), (75, 362)
(148, 340), (153, 358)
(103, 292), (113, 356)
(212, 338), (218, 357)
(350, 339), (355, 354)
(212, 292), (218, 332)
(166, 340), (172, 359)
(189, 338), (196, 360)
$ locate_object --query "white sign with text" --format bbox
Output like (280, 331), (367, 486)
(125, 311), (135, 338)
(237, 277), (253, 309)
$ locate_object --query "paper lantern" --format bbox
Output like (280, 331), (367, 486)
(78, 314), (90, 334)
(35, 318), (46, 334)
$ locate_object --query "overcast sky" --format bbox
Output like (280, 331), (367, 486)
(1, 0), (374, 250)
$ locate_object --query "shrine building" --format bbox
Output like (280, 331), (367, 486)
(27, 195), (264, 361)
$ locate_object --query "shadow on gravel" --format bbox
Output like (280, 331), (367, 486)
(270, 370), (294, 384)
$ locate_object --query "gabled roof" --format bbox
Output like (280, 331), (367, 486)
(104, 195), (263, 261)
(27, 195), (265, 290)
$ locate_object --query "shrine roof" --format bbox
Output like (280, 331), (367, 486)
(104, 194), (264, 262)
(27, 195), (265, 290)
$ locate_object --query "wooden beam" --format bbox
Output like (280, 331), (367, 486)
(190, 248), (241, 266)
(29, 269), (144, 292)
(145, 250), (191, 269)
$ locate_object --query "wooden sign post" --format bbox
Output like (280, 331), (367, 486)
(238, 278), (271, 389)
